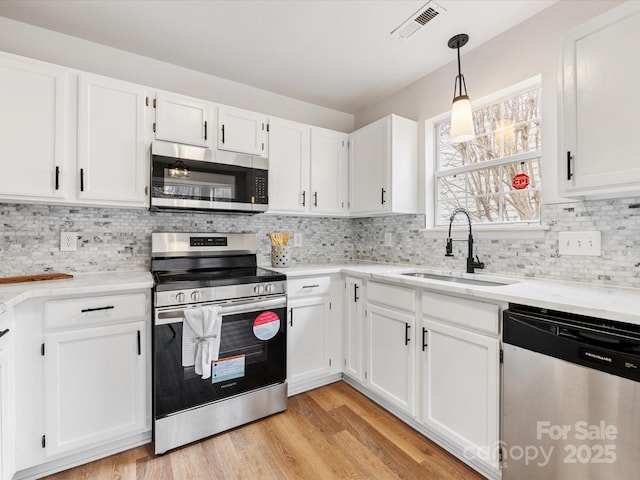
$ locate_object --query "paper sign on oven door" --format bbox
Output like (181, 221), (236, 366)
(212, 355), (245, 384)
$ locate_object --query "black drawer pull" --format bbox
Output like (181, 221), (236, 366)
(204, 121), (208, 140)
(314, 192), (318, 207)
(137, 330), (141, 355)
(221, 124), (225, 144)
(422, 327), (428, 351)
(81, 305), (115, 313)
(405, 323), (411, 345)
(80, 168), (85, 191)
(354, 284), (359, 303)
(0, 329), (9, 339)
(55, 166), (60, 190)
(302, 190), (306, 207)
(289, 308), (293, 327)
(381, 188), (386, 205)
(567, 151), (573, 180)
(302, 284), (320, 289)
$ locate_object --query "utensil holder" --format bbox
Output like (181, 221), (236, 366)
(271, 245), (291, 267)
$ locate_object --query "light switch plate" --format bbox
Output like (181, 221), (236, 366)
(294, 232), (302, 247)
(558, 231), (601, 256)
(384, 232), (393, 247)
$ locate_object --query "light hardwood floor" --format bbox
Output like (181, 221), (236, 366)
(42, 381), (486, 480)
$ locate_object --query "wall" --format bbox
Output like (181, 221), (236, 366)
(0, 16), (354, 133)
(349, 0), (640, 288)
(0, 204), (353, 275)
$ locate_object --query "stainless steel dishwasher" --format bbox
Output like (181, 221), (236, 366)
(503, 304), (640, 479)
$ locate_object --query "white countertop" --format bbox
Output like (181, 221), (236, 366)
(266, 262), (640, 326)
(0, 271), (153, 314)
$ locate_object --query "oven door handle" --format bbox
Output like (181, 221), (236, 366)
(155, 296), (287, 325)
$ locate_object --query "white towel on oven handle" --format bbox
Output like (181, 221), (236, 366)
(182, 305), (222, 379)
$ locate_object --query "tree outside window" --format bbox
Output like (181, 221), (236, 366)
(435, 85), (542, 226)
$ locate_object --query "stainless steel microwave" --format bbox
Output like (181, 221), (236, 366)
(150, 141), (268, 213)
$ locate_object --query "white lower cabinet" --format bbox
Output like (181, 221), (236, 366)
(419, 292), (501, 474)
(44, 321), (146, 457)
(0, 309), (15, 480)
(366, 304), (415, 414)
(343, 276), (364, 382)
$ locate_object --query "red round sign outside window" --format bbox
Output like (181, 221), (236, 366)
(512, 173), (530, 190)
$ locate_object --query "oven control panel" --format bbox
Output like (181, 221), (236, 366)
(190, 236), (228, 247)
(154, 281), (287, 308)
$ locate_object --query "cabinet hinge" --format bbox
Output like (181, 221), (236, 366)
(266, 123), (270, 133)
(364, 371), (367, 380)
(342, 140), (345, 147)
(499, 447), (503, 463)
(329, 358), (332, 367)
(145, 186), (149, 196)
(500, 349), (504, 364)
(261, 142), (264, 151)
(153, 122), (156, 133)
(153, 98), (156, 108)
(344, 358), (347, 366)
(145, 96), (149, 107)
(329, 302), (332, 310)
(41, 343), (45, 356)
(42, 434), (46, 448)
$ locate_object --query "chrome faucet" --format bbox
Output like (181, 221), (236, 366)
(445, 208), (485, 274)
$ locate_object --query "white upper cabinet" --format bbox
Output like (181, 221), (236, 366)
(310, 127), (349, 215)
(155, 91), (212, 147)
(349, 114), (417, 215)
(218, 105), (268, 157)
(561, 2), (640, 198)
(77, 74), (151, 206)
(268, 118), (310, 214)
(0, 53), (72, 202)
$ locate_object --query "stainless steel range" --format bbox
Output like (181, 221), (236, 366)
(151, 232), (287, 455)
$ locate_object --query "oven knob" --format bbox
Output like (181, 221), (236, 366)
(191, 290), (201, 301)
(254, 284), (264, 295)
(175, 292), (186, 303)
(265, 283), (273, 293)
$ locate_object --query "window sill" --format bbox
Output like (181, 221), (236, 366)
(422, 224), (549, 240)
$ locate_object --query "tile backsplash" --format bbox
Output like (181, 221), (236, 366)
(1, 197), (639, 288)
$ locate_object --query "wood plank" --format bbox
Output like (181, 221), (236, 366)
(0, 272), (73, 284)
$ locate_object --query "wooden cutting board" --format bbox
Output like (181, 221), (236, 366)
(0, 273), (74, 284)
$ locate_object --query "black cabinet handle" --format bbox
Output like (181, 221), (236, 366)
(381, 188), (386, 205)
(354, 284), (359, 303)
(289, 308), (293, 327)
(302, 284), (320, 289)
(422, 327), (428, 351)
(81, 305), (115, 313)
(314, 192), (318, 207)
(567, 151), (573, 180)
(80, 168), (85, 192)
(137, 330), (141, 355)
(0, 329), (9, 339)
(405, 323), (410, 345)
(55, 166), (60, 190)
(204, 121), (208, 140)
(302, 190), (306, 207)
(221, 124), (225, 144)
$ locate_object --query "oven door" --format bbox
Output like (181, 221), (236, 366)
(150, 143), (268, 212)
(153, 296), (286, 419)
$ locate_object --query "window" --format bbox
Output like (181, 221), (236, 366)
(434, 83), (541, 227)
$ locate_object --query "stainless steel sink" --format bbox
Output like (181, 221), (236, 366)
(401, 272), (511, 287)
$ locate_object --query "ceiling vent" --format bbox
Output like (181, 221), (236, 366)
(391, 1), (446, 39)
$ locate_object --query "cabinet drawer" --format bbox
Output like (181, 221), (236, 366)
(421, 291), (499, 335)
(367, 282), (415, 312)
(45, 292), (148, 330)
(288, 276), (331, 298)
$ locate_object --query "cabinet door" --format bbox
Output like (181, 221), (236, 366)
(44, 321), (146, 457)
(310, 128), (348, 214)
(349, 117), (390, 214)
(562, 3), (640, 195)
(366, 304), (414, 414)
(420, 318), (499, 471)
(155, 92), (211, 147)
(77, 74), (150, 206)
(268, 118), (310, 213)
(344, 277), (364, 382)
(218, 106), (268, 157)
(0, 331), (15, 480)
(0, 54), (71, 202)
(287, 297), (331, 385)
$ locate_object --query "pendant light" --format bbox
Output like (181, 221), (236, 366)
(448, 33), (475, 143)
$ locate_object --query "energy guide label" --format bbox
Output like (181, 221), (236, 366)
(212, 355), (245, 384)
(253, 311), (281, 340)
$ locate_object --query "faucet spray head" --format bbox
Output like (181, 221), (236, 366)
(445, 237), (454, 256)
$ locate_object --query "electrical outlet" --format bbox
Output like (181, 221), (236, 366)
(293, 232), (302, 247)
(60, 231), (77, 252)
(384, 232), (393, 247)
(558, 231), (601, 256)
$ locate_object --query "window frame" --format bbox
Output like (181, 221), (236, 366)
(426, 75), (543, 234)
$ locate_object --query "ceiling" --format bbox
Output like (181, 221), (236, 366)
(0, 0), (557, 114)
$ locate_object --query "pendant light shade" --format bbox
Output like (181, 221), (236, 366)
(448, 33), (475, 144)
